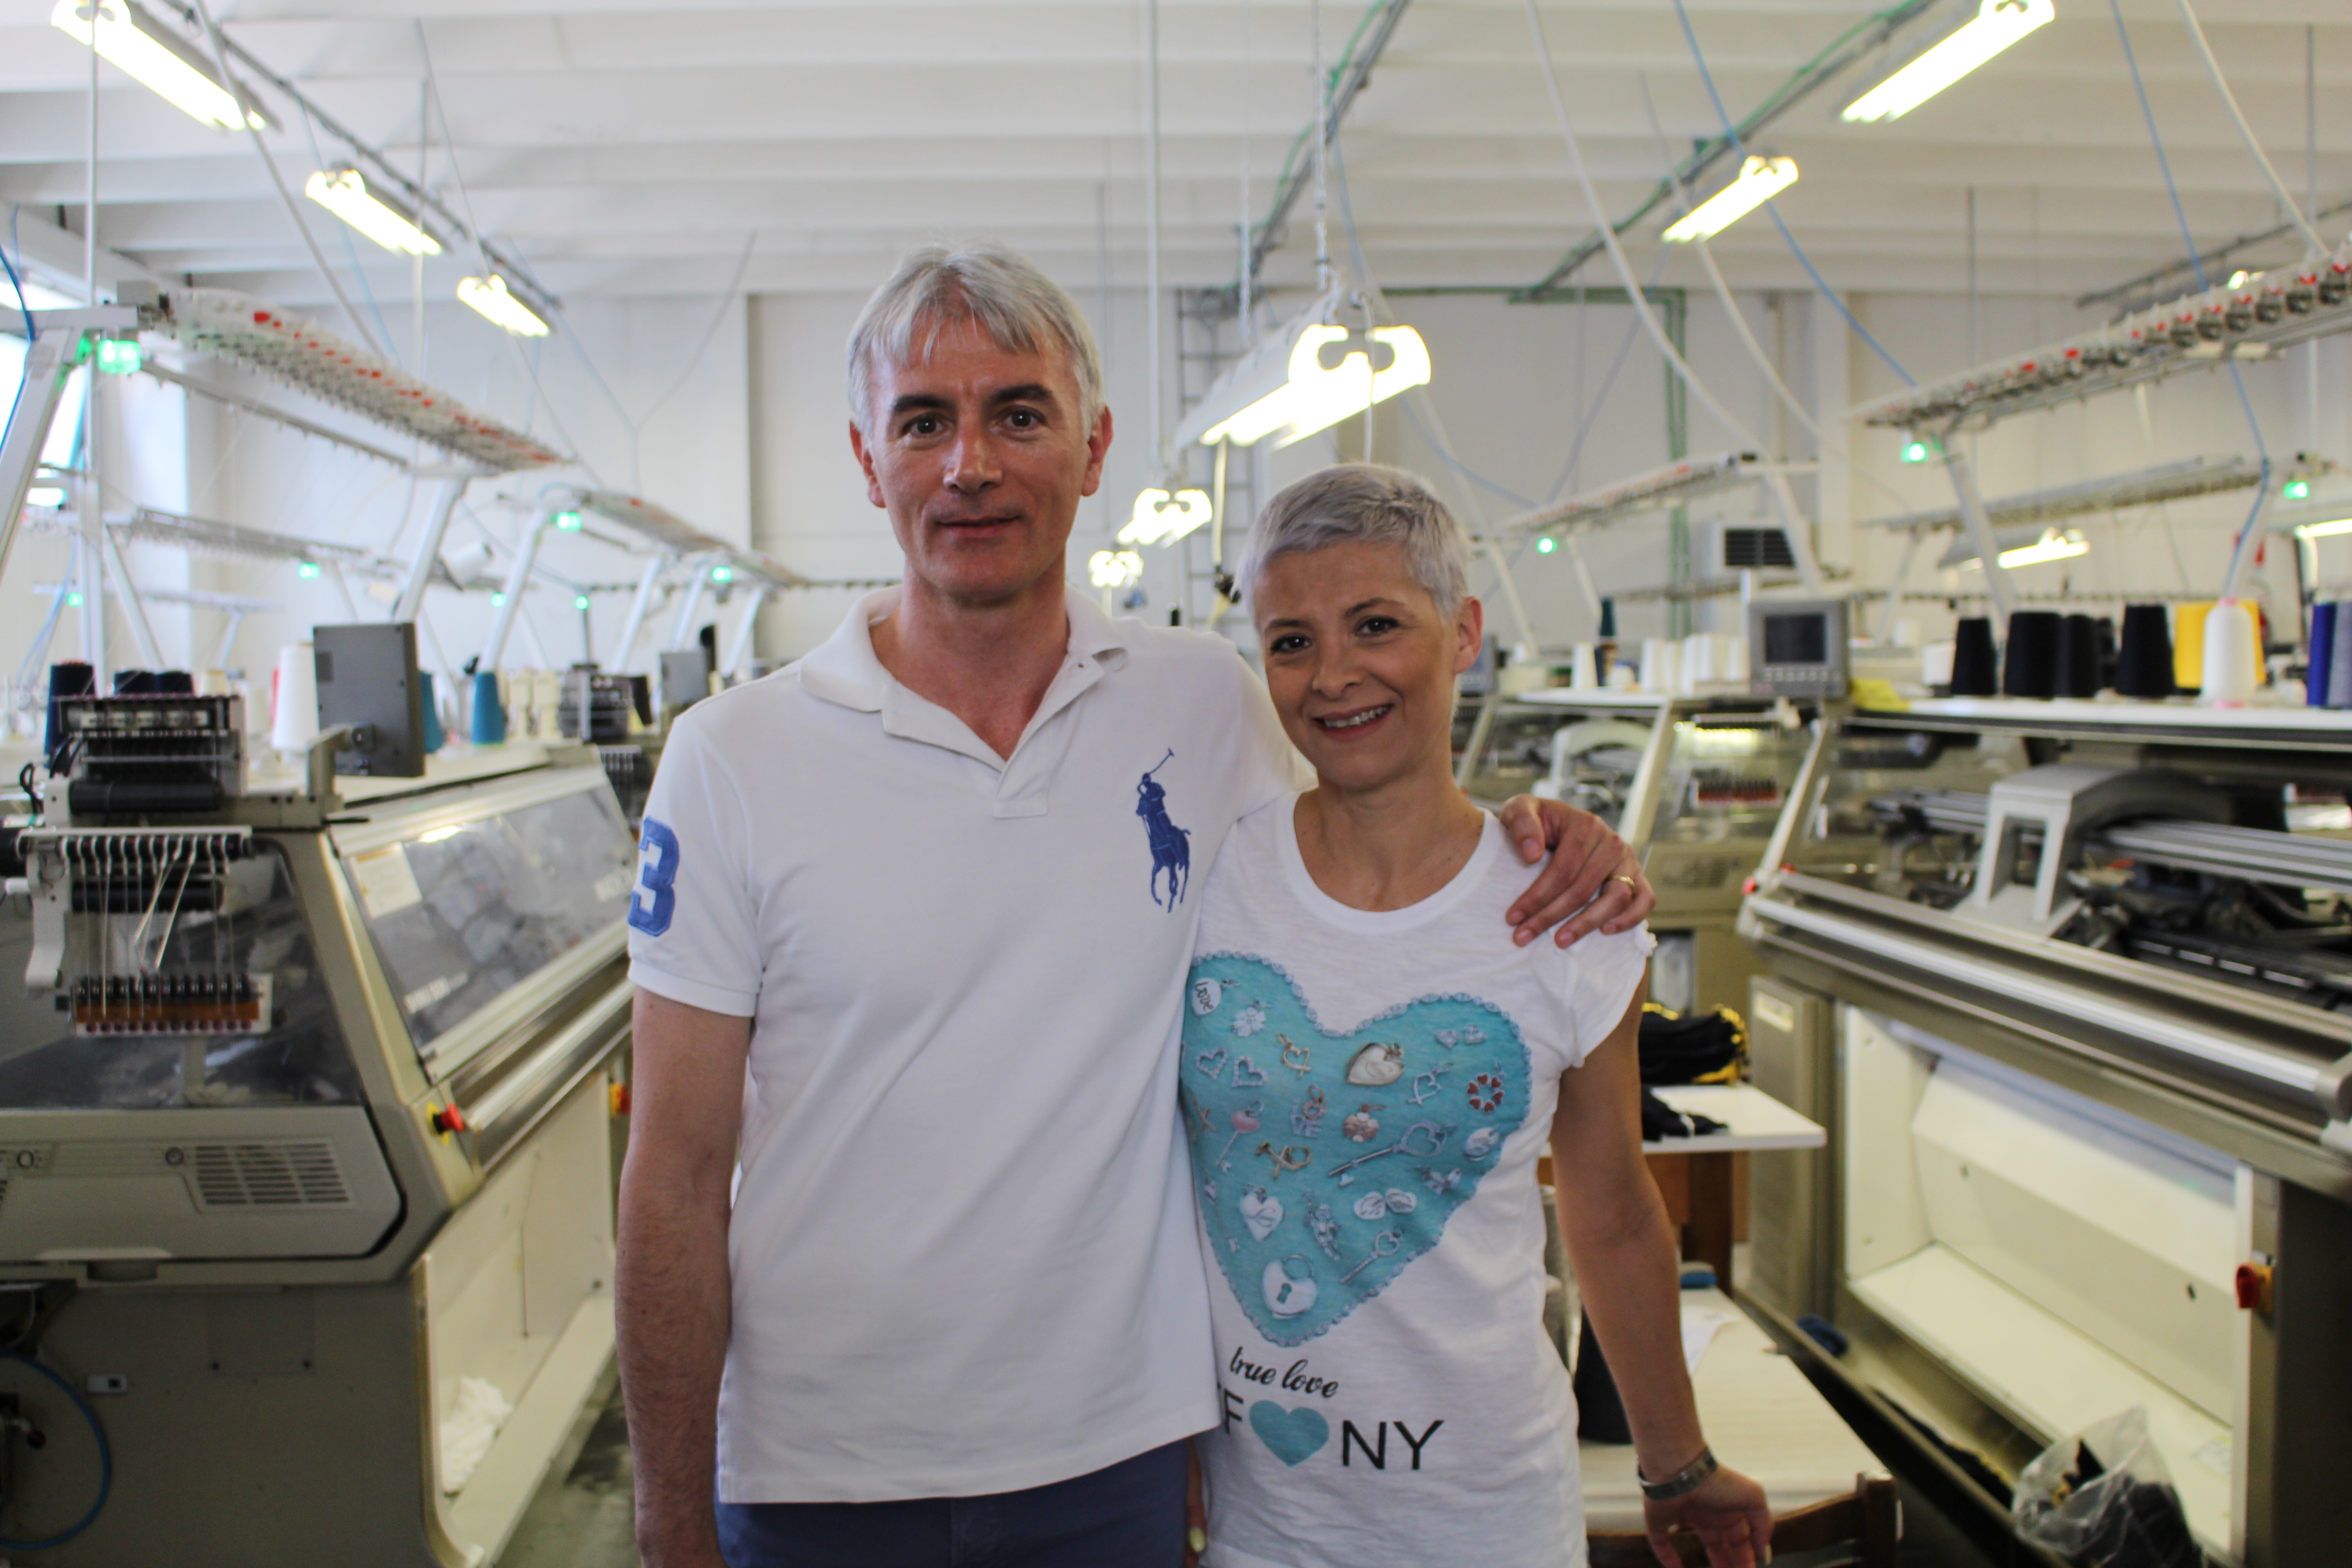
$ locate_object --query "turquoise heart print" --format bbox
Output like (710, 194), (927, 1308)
(1249, 1401), (1331, 1466)
(1182, 953), (1529, 1348)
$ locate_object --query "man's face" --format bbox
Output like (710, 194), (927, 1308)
(849, 318), (1112, 609)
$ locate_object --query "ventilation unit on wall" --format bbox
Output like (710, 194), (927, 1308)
(1705, 524), (1798, 574)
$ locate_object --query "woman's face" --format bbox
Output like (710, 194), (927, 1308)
(1253, 539), (1483, 794)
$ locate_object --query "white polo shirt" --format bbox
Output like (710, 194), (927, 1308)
(627, 586), (1302, 1504)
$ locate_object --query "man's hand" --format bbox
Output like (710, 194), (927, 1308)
(1496, 795), (1656, 947)
(1642, 1464), (1774, 1568)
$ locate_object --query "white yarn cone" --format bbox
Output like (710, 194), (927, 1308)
(2199, 599), (2258, 706)
(270, 642), (319, 754)
(1641, 638), (1676, 694)
(1569, 643), (1599, 690)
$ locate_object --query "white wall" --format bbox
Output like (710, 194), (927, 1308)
(10, 266), (2347, 732)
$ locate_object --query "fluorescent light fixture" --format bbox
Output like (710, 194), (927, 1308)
(1956, 528), (2089, 570)
(1662, 156), (1798, 243)
(1171, 289), (1433, 452)
(28, 486), (66, 508)
(457, 275), (549, 337)
(1118, 488), (1214, 547)
(1841, 0), (2055, 124)
(304, 169), (441, 257)
(1088, 549), (1144, 589)
(2295, 517), (2352, 540)
(51, 0), (265, 131)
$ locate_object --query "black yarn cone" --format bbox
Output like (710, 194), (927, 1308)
(2116, 604), (2176, 698)
(45, 661), (94, 773)
(1950, 617), (2000, 696)
(2054, 613), (2102, 698)
(2003, 611), (2062, 698)
(1573, 1310), (1633, 1443)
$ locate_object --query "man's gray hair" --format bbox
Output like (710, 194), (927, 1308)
(846, 242), (1103, 432)
(1247, 463), (1472, 614)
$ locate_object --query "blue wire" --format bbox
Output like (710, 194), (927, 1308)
(2, 206), (35, 462)
(0, 1350), (113, 1549)
(1667, 0), (1916, 388)
(2105, 0), (2272, 586)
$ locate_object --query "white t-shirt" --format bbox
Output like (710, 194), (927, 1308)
(627, 587), (1302, 1503)
(1181, 798), (1652, 1568)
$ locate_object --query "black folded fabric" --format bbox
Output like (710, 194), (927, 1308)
(1639, 1086), (1728, 1141)
(1637, 1003), (1746, 1086)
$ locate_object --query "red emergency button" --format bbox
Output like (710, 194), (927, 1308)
(431, 1103), (468, 1136)
(2234, 1262), (2274, 1313)
(1742, 876), (1759, 895)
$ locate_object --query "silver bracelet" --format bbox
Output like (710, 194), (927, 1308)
(1638, 1446), (1719, 1501)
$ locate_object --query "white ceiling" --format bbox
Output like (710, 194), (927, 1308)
(0, 0), (2347, 321)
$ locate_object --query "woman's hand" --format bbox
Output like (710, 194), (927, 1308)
(1642, 1463), (1774, 1568)
(1495, 795), (1656, 947)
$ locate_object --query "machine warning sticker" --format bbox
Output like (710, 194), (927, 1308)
(351, 846), (424, 918)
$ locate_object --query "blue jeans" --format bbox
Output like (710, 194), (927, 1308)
(714, 1439), (1189, 1568)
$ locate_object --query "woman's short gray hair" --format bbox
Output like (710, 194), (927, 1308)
(1247, 464), (1472, 614)
(846, 242), (1103, 432)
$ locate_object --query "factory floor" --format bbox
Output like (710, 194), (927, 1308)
(498, 1377), (2008, 1568)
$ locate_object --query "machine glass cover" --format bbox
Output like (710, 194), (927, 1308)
(349, 787), (635, 1052)
(0, 843), (363, 1110)
(1653, 716), (1813, 843)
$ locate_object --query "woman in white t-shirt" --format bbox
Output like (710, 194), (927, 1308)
(1177, 465), (1771, 1568)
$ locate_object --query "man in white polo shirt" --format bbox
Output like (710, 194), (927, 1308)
(616, 243), (1654, 1568)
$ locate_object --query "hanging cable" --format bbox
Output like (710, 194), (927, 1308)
(1666, 0), (1913, 387)
(2170, 0), (2328, 257)
(1, 206), (34, 457)
(187, 0), (387, 360)
(1522, 0), (1764, 454)
(0, 1349), (112, 1550)
(2107, 0), (2272, 603)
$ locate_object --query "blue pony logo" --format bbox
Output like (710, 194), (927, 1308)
(1137, 749), (1191, 911)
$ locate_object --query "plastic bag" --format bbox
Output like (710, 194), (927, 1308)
(2013, 1407), (2205, 1568)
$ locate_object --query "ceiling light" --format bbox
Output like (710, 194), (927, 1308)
(51, 0), (266, 131)
(1841, 0), (2055, 124)
(1662, 156), (1798, 243)
(304, 169), (441, 257)
(1957, 529), (2089, 569)
(1172, 290), (1435, 452)
(457, 275), (549, 337)
(1089, 549), (1144, 589)
(1118, 488), (1214, 547)
(2295, 517), (2352, 540)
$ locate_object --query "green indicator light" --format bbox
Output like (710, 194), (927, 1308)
(95, 339), (142, 375)
(710, 565), (733, 583)
(1900, 439), (1930, 464)
(1536, 537), (1557, 554)
(555, 510), (582, 530)
(295, 560), (320, 579)
(66, 592), (83, 608)
(2284, 478), (2310, 501)
(491, 592), (507, 606)
(574, 595), (590, 611)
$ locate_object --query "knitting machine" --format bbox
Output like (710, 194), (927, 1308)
(1460, 690), (1816, 1014)
(1738, 697), (2352, 1568)
(0, 694), (638, 1566)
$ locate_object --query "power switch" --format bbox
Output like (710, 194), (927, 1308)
(2234, 1261), (2274, 1314)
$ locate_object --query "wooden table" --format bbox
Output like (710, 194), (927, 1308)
(1642, 1084), (1825, 1294)
(1577, 1289), (1888, 1535)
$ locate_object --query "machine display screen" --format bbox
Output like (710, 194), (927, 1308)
(1763, 612), (1829, 667)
